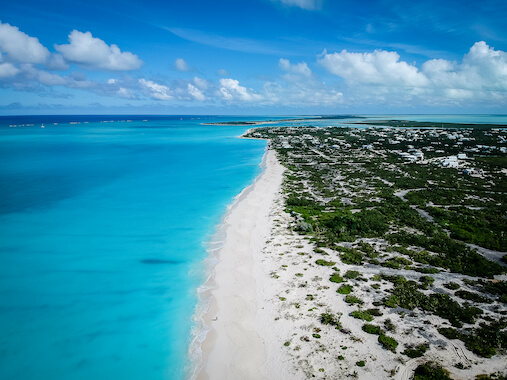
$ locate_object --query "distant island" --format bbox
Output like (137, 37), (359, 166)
(202, 115), (363, 126)
(350, 119), (507, 129)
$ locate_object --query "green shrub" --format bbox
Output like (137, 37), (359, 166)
(444, 282), (460, 290)
(316, 259), (336, 266)
(413, 362), (452, 380)
(455, 290), (493, 304)
(378, 334), (398, 353)
(337, 284), (353, 294)
(356, 360), (365, 367)
(351, 310), (374, 322)
(330, 273), (344, 283)
(344, 270), (360, 279)
(362, 324), (383, 335)
(345, 295), (363, 305)
(403, 343), (430, 358)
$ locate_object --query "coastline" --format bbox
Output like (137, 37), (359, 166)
(191, 147), (290, 380)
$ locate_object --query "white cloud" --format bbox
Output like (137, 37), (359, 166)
(55, 30), (143, 71)
(0, 62), (20, 78)
(218, 78), (262, 102)
(319, 48), (428, 87)
(319, 41), (507, 106)
(0, 21), (50, 64)
(139, 78), (173, 100)
(279, 58), (312, 76)
(188, 83), (206, 101)
(271, 0), (321, 10)
(175, 58), (191, 72)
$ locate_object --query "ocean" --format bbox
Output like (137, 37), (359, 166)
(1, 114), (505, 380)
(0, 116), (267, 380)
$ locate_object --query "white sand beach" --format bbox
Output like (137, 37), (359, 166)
(195, 147), (506, 380)
(196, 149), (300, 380)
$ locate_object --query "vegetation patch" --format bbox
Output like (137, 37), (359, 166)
(337, 284), (353, 294)
(351, 310), (374, 322)
(403, 343), (430, 358)
(413, 362), (452, 380)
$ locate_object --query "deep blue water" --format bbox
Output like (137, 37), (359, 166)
(0, 116), (266, 380)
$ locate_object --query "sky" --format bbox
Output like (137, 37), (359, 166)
(0, 0), (506, 115)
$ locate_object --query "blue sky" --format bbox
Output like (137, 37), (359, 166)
(1, 0), (506, 115)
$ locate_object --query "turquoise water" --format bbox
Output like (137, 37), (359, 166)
(0, 116), (266, 380)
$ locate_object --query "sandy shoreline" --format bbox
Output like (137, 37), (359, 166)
(194, 148), (293, 380)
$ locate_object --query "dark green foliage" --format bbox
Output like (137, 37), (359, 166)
(313, 333), (321, 338)
(444, 282), (461, 290)
(382, 277), (483, 327)
(329, 273), (344, 283)
(455, 290), (493, 304)
(337, 284), (353, 294)
(362, 324), (383, 335)
(338, 247), (364, 265)
(316, 259), (336, 266)
(419, 275), (435, 289)
(403, 343), (430, 358)
(413, 362), (452, 380)
(365, 308), (383, 316)
(378, 334), (398, 353)
(386, 231), (504, 278)
(438, 321), (507, 358)
(323, 209), (389, 240)
(414, 267), (440, 274)
(345, 295), (363, 305)
(356, 360), (365, 367)
(344, 270), (360, 279)
(351, 310), (374, 322)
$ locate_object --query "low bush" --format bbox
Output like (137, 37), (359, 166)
(378, 334), (398, 353)
(362, 324), (383, 335)
(413, 362), (452, 380)
(403, 343), (430, 358)
(351, 310), (374, 322)
(330, 273), (344, 283)
(316, 259), (336, 266)
(337, 284), (353, 294)
(345, 295), (363, 305)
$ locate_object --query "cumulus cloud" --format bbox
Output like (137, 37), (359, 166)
(271, 0), (321, 10)
(55, 30), (143, 71)
(319, 49), (428, 87)
(139, 78), (173, 100)
(319, 41), (507, 105)
(218, 78), (262, 102)
(0, 21), (50, 64)
(174, 58), (191, 72)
